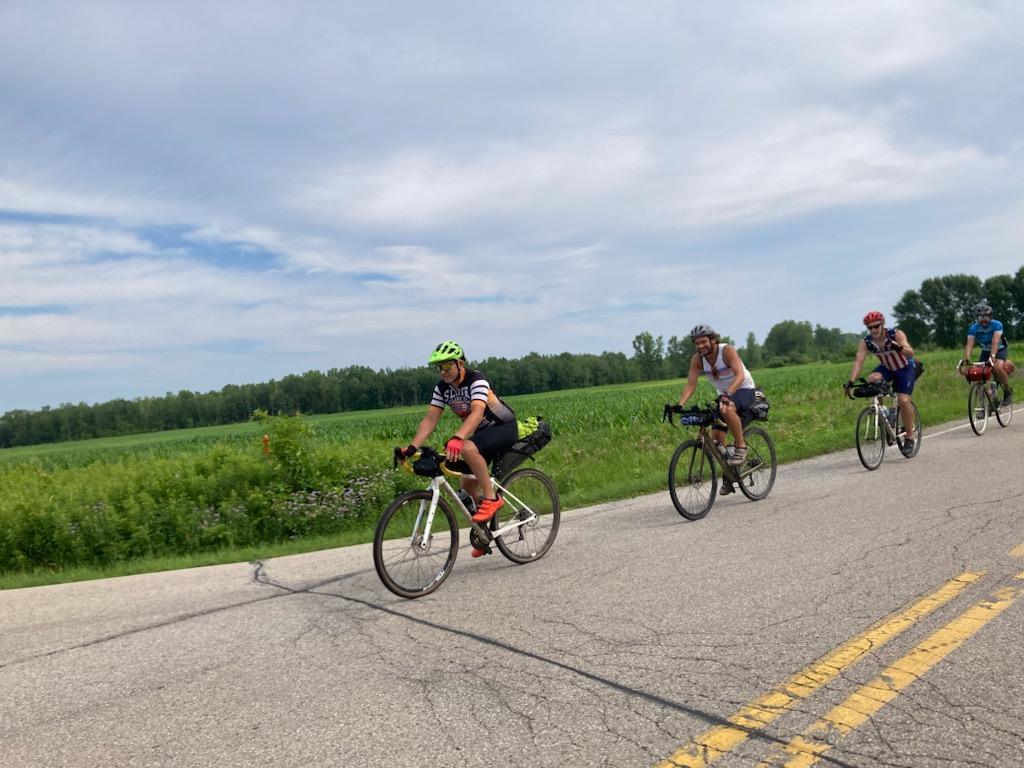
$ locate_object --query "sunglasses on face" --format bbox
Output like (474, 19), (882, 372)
(436, 361), (457, 372)
(867, 322), (883, 330)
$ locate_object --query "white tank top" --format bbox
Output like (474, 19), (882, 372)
(700, 344), (755, 395)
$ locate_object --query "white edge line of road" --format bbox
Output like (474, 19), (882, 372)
(923, 405), (1024, 440)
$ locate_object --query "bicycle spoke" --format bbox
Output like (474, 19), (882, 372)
(668, 440), (716, 519)
(492, 468), (560, 563)
(855, 406), (885, 470)
(373, 491), (458, 598)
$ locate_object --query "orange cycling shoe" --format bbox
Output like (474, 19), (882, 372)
(471, 547), (488, 558)
(471, 496), (504, 524)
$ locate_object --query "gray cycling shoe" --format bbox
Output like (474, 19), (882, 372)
(720, 481), (735, 496)
(727, 446), (747, 466)
(900, 438), (916, 457)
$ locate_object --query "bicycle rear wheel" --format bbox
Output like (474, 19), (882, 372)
(492, 467), (560, 564)
(668, 439), (717, 520)
(855, 406), (885, 470)
(968, 383), (988, 435)
(895, 401), (922, 457)
(373, 490), (458, 599)
(995, 383), (1013, 427)
(737, 426), (777, 501)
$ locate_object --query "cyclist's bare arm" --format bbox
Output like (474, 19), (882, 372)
(454, 401), (486, 440)
(963, 334), (976, 363)
(991, 330), (1003, 358)
(893, 329), (914, 357)
(678, 354), (703, 405)
(410, 405), (444, 449)
(848, 339), (868, 381)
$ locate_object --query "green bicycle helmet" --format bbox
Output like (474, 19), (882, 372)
(428, 340), (465, 365)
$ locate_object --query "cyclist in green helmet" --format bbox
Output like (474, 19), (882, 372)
(397, 341), (518, 556)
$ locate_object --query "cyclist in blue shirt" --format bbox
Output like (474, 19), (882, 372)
(960, 301), (1013, 406)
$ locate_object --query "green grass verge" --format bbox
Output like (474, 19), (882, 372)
(0, 350), (984, 589)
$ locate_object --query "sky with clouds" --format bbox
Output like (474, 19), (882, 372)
(2, 1), (1023, 411)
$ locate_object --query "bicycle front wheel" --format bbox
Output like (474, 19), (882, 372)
(668, 440), (717, 520)
(373, 490), (458, 599)
(968, 383), (988, 435)
(855, 406), (885, 470)
(738, 426), (777, 501)
(995, 383), (1013, 427)
(493, 467), (560, 564)
(895, 401), (922, 457)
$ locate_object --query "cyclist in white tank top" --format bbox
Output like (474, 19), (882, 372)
(700, 344), (755, 395)
(677, 324), (758, 479)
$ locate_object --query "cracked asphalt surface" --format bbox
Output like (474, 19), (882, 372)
(2, 415), (1023, 767)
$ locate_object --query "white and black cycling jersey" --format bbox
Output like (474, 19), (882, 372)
(430, 369), (515, 429)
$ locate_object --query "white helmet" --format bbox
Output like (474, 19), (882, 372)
(689, 324), (718, 340)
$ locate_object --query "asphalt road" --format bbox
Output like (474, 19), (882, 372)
(3, 413), (1024, 768)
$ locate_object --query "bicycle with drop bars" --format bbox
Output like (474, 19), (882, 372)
(373, 447), (560, 598)
(845, 378), (921, 470)
(958, 360), (1013, 435)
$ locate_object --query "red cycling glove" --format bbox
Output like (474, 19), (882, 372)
(445, 436), (464, 459)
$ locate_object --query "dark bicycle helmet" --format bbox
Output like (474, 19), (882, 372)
(428, 340), (465, 365)
(689, 324), (718, 339)
(973, 300), (993, 316)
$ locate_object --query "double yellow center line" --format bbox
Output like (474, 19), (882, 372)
(758, 571), (1024, 768)
(654, 571), (984, 768)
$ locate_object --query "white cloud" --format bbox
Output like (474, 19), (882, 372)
(660, 109), (1004, 227)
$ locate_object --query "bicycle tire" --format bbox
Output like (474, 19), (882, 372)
(373, 490), (458, 599)
(668, 439), (717, 520)
(492, 467), (560, 564)
(995, 383), (1013, 428)
(737, 426), (777, 501)
(895, 401), (922, 457)
(968, 383), (988, 436)
(855, 406), (885, 470)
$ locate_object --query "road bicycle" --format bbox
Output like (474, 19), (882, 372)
(373, 446), (560, 598)
(845, 379), (921, 470)
(958, 360), (1013, 435)
(662, 404), (777, 520)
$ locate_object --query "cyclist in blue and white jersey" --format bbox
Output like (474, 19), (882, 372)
(846, 310), (919, 457)
(960, 301), (1013, 406)
(397, 340), (517, 556)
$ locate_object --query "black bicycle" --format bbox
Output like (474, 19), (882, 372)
(663, 404), (777, 520)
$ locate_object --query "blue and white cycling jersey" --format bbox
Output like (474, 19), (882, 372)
(968, 319), (1007, 350)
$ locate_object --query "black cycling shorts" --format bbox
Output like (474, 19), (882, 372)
(448, 420), (519, 472)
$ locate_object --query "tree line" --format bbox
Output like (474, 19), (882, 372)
(2, 268), (1020, 449)
(893, 267), (1024, 347)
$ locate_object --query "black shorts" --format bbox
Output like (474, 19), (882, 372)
(712, 388), (757, 428)
(449, 420), (519, 472)
(980, 348), (1009, 362)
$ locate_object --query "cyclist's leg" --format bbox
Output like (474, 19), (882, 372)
(709, 424), (734, 493)
(893, 366), (916, 442)
(867, 364), (887, 384)
(717, 398), (745, 449)
(990, 348), (1011, 392)
(464, 420), (518, 505)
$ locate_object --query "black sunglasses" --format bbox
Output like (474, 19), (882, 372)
(867, 322), (883, 330)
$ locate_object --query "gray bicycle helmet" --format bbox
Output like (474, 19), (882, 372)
(689, 324), (718, 339)
(973, 300), (992, 316)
